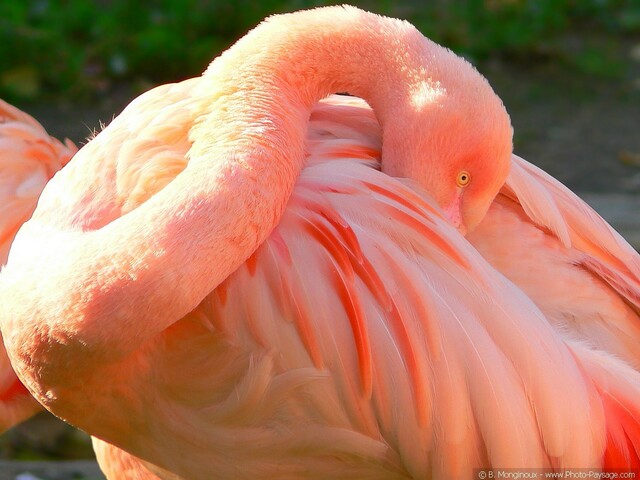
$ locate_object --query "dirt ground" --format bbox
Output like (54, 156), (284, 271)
(2, 40), (639, 480)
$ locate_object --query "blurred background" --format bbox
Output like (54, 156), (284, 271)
(0, 0), (639, 478)
(2, 0), (639, 101)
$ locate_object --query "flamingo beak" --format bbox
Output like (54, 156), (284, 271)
(442, 191), (467, 235)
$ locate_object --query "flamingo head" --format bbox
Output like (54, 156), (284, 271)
(381, 61), (513, 234)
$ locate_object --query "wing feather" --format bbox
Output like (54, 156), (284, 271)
(507, 155), (640, 310)
(0, 100), (76, 262)
(567, 341), (640, 470)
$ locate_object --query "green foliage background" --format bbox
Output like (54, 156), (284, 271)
(1, 0), (638, 101)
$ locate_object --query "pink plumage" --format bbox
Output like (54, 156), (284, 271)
(0, 100), (76, 263)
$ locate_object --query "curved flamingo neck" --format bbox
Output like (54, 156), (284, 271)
(0, 7), (456, 403)
(114, 7), (433, 322)
(202, 6), (421, 115)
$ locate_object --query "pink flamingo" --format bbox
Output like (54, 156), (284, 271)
(0, 6), (638, 479)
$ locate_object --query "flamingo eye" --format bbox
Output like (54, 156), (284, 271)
(456, 171), (471, 187)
